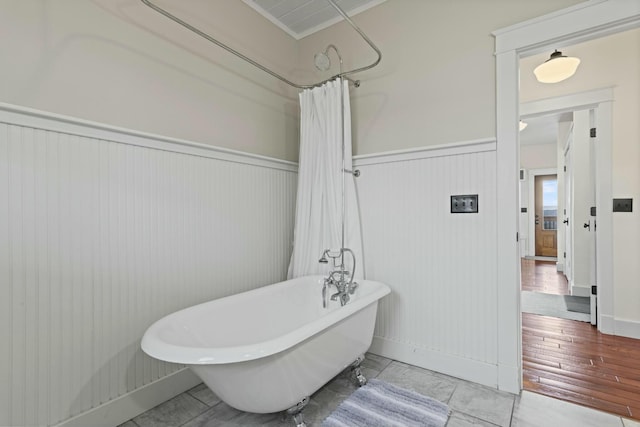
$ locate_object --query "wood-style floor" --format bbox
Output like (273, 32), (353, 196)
(521, 259), (640, 420)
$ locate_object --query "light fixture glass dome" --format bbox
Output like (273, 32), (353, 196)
(533, 50), (580, 83)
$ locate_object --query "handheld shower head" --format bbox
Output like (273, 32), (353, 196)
(319, 249), (331, 264)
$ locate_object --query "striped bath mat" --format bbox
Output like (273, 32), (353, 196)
(322, 379), (450, 427)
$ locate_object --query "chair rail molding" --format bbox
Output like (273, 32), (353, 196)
(0, 103), (297, 427)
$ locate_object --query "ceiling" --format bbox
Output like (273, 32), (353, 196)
(236, 1), (571, 146)
(242, 0), (386, 39)
(520, 112), (573, 146)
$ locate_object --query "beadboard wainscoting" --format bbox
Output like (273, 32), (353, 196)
(0, 104), (297, 427)
(354, 139), (500, 388)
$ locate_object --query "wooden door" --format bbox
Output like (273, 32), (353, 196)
(535, 174), (558, 257)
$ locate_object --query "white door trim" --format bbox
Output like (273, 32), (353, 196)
(520, 88), (614, 118)
(564, 144), (573, 284)
(521, 89), (614, 302)
(493, 0), (640, 392)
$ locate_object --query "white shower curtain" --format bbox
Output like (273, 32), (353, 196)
(287, 78), (364, 280)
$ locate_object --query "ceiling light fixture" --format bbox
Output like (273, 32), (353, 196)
(533, 50), (580, 83)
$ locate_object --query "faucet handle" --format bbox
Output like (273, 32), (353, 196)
(330, 270), (350, 279)
(348, 281), (359, 295)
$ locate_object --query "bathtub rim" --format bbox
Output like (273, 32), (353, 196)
(141, 275), (390, 365)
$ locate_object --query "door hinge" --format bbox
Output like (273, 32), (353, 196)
(563, 251), (566, 258)
(564, 165), (567, 172)
(516, 232), (519, 242)
(590, 127), (597, 137)
(591, 285), (597, 295)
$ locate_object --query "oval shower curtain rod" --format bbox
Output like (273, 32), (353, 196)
(140, 0), (382, 89)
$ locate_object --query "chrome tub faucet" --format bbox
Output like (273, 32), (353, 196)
(319, 248), (358, 307)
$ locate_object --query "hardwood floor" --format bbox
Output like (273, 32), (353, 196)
(521, 259), (640, 421)
(521, 258), (569, 295)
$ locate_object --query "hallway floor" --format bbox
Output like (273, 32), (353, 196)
(521, 259), (640, 421)
(119, 353), (638, 427)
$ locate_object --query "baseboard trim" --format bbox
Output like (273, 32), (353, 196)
(570, 283), (590, 297)
(370, 337), (499, 390)
(497, 363), (521, 394)
(556, 262), (564, 272)
(54, 368), (201, 427)
(600, 315), (640, 339)
(599, 314), (615, 335)
(614, 318), (640, 339)
(523, 256), (557, 261)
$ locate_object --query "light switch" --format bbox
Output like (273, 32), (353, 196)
(451, 194), (478, 213)
(613, 198), (633, 212)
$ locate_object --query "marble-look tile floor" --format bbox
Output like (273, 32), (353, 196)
(119, 353), (638, 427)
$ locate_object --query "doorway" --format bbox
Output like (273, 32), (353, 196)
(534, 174), (558, 258)
(494, 1), (640, 414)
(520, 93), (609, 315)
(494, 0), (640, 396)
(521, 166), (561, 262)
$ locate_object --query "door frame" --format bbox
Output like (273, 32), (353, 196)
(492, 0), (640, 392)
(527, 168), (558, 259)
(564, 141), (573, 283)
(521, 91), (612, 314)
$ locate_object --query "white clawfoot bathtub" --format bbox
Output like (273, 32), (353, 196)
(141, 275), (390, 414)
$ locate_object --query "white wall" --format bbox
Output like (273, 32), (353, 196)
(0, 2), (602, 420)
(356, 141), (499, 387)
(0, 106), (297, 427)
(520, 144), (556, 170)
(521, 28), (640, 325)
(0, 0), (300, 161)
(298, 0), (584, 156)
(299, 0), (582, 390)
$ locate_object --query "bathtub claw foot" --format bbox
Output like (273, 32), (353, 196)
(350, 354), (367, 387)
(355, 369), (367, 387)
(286, 397), (309, 427)
(353, 367), (367, 387)
(291, 412), (306, 427)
